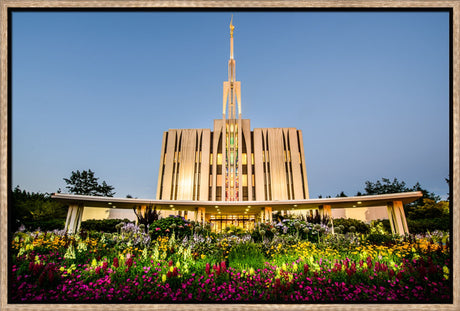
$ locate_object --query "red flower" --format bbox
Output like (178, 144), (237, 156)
(48, 269), (55, 283)
(113, 257), (119, 268)
(388, 269), (395, 278)
(220, 261), (227, 272)
(126, 257), (133, 268)
(205, 263), (211, 275)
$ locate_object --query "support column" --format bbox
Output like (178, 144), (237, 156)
(65, 204), (84, 234)
(260, 207), (272, 223)
(387, 201), (409, 235)
(318, 205), (332, 220)
(196, 207), (206, 224)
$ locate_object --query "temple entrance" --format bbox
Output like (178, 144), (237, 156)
(209, 214), (255, 232)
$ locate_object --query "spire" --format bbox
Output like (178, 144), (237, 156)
(230, 15), (234, 59)
(221, 16), (243, 202)
(222, 16), (241, 119)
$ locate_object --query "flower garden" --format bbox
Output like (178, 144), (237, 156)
(10, 216), (451, 303)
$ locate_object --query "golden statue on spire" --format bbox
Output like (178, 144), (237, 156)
(230, 15), (235, 38)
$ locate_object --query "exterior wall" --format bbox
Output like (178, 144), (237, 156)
(253, 128), (309, 201)
(82, 207), (111, 221)
(82, 207), (138, 222)
(156, 129), (211, 201)
(332, 206), (389, 223)
(82, 207), (178, 222)
(156, 123), (309, 204)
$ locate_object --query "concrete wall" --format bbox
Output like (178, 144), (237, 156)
(332, 206), (389, 223)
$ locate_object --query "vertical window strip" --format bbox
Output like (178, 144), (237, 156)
(286, 131), (294, 200)
(297, 131), (307, 199)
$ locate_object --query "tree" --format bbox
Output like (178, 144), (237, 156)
(364, 177), (440, 206)
(63, 169), (115, 197)
(11, 186), (67, 231)
(336, 191), (347, 197)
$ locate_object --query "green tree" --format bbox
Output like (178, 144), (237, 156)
(11, 186), (67, 231)
(63, 169), (115, 196)
(336, 191), (347, 197)
(364, 177), (440, 206)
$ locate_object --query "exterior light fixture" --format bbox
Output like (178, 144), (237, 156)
(244, 211), (247, 214)
(215, 205), (219, 208)
(357, 201), (362, 204)
(294, 205), (298, 207)
(172, 208), (175, 210)
(112, 205), (116, 209)
(108, 202), (112, 205)
(247, 206), (251, 208)
(218, 211), (221, 214)
(169, 204), (174, 208)
(352, 205), (356, 208)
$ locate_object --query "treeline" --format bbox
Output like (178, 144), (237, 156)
(10, 186), (68, 231)
(328, 178), (450, 234)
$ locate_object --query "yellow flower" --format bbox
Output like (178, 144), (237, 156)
(443, 266), (449, 279)
(162, 274), (167, 282)
(201, 254), (206, 259)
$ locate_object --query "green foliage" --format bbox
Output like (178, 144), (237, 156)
(405, 199), (449, 219)
(407, 218), (450, 234)
(80, 218), (134, 233)
(11, 186), (67, 231)
(333, 218), (369, 234)
(404, 199), (449, 234)
(149, 216), (192, 240)
(224, 224), (246, 236)
(21, 218), (66, 232)
(63, 169), (115, 196)
(228, 242), (266, 270)
(365, 232), (398, 245)
(369, 220), (390, 235)
(364, 177), (440, 205)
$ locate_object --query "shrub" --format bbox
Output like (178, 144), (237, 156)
(224, 224), (246, 236)
(365, 233), (397, 245)
(80, 218), (134, 233)
(149, 215), (192, 239)
(20, 218), (65, 232)
(407, 217), (450, 234)
(333, 218), (369, 234)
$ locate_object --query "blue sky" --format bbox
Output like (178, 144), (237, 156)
(12, 11), (450, 199)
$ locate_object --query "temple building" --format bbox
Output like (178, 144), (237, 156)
(52, 20), (422, 235)
(155, 19), (308, 231)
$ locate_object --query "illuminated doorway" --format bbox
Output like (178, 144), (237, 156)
(209, 214), (255, 232)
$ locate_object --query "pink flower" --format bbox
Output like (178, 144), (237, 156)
(155, 228), (161, 231)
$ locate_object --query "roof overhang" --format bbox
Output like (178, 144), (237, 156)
(51, 192), (423, 215)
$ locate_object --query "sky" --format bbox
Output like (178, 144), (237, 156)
(11, 11), (450, 200)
